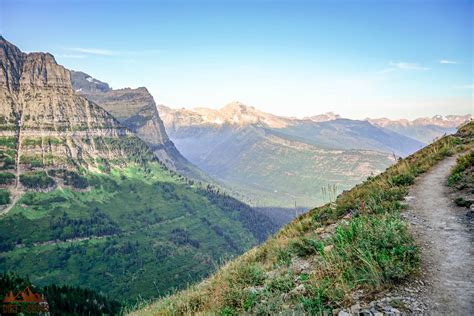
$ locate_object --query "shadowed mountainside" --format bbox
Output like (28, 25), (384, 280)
(71, 71), (210, 181)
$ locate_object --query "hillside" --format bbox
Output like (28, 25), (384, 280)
(71, 71), (209, 181)
(0, 37), (277, 301)
(158, 103), (416, 208)
(132, 121), (473, 315)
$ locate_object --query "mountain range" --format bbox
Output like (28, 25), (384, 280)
(157, 102), (470, 208)
(368, 115), (471, 143)
(0, 36), (276, 301)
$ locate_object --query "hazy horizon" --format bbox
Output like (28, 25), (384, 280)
(158, 99), (473, 121)
(1, 0), (472, 120)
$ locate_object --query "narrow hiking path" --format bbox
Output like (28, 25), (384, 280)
(404, 155), (473, 314)
(346, 155), (473, 315)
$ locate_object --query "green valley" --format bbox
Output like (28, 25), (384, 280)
(0, 37), (276, 303)
(0, 163), (275, 300)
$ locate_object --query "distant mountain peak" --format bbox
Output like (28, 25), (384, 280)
(71, 70), (110, 93)
(369, 115), (472, 129)
(185, 102), (290, 128)
(304, 112), (341, 122)
(222, 101), (253, 111)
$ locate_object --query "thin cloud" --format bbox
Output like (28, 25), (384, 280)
(389, 61), (429, 71)
(57, 54), (86, 59)
(439, 59), (458, 64)
(64, 47), (161, 57)
(456, 84), (474, 89)
(68, 47), (117, 56)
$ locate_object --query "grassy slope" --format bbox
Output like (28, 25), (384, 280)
(172, 125), (394, 208)
(132, 122), (473, 315)
(0, 160), (276, 302)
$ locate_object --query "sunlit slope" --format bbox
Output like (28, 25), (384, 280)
(132, 121), (472, 315)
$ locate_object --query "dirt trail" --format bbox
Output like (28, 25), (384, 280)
(404, 155), (473, 314)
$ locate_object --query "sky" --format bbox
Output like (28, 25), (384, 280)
(1, 0), (473, 119)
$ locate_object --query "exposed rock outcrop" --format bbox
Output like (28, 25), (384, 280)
(0, 36), (154, 176)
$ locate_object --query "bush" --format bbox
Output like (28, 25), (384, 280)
(0, 156), (15, 170)
(49, 169), (88, 189)
(0, 172), (15, 185)
(448, 151), (474, 187)
(233, 263), (265, 286)
(289, 237), (324, 257)
(19, 171), (55, 189)
(454, 197), (473, 208)
(0, 137), (16, 148)
(0, 189), (10, 205)
(30, 159), (44, 168)
(390, 174), (415, 186)
(267, 275), (293, 293)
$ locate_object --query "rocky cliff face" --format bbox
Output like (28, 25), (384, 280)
(71, 72), (207, 180)
(0, 36), (154, 180)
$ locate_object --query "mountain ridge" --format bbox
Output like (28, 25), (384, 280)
(160, 101), (470, 131)
(158, 104), (400, 208)
(70, 71), (210, 181)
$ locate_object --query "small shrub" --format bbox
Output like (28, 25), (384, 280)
(267, 275), (293, 293)
(30, 159), (43, 168)
(390, 174), (415, 186)
(276, 247), (292, 266)
(219, 306), (237, 316)
(289, 237), (324, 257)
(0, 137), (16, 148)
(233, 263), (265, 286)
(0, 189), (10, 204)
(454, 197), (473, 208)
(0, 172), (15, 185)
(448, 173), (463, 187)
(448, 151), (474, 187)
(301, 281), (332, 315)
(19, 171), (55, 189)
(222, 287), (257, 312)
(438, 147), (453, 157)
(242, 292), (258, 311)
(1, 157), (15, 170)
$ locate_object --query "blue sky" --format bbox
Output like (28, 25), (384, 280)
(1, 0), (472, 119)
